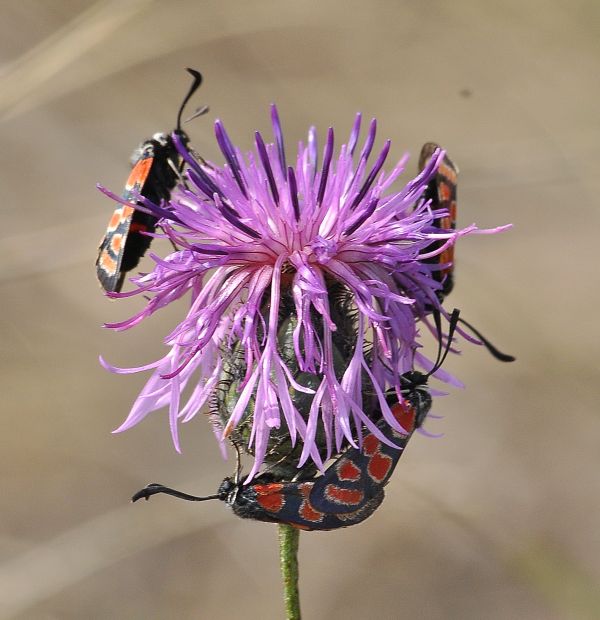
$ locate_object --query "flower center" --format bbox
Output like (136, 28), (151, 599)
(310, 236), (338, 264)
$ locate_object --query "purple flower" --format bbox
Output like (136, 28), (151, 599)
(101, 106), (505, 480)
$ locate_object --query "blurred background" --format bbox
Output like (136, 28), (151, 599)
(1, 1), (598, 618)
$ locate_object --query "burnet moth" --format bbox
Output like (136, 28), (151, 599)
(419, 143), (515, 363)
(131, 311), (461, 530)
(96, 69), (205, 292)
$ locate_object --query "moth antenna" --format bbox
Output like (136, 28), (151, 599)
(176, 68), (203, 132)
(458, 317), (516, 362)
(233, 442), (243, 486)
(131, 483), (221, 503)
(431, 307), (444, 369)
(426, 308), (460, 379)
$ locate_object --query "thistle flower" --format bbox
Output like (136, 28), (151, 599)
(100, 106), (504, 480)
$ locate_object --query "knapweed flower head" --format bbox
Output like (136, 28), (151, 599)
(101, 106), (504, 480)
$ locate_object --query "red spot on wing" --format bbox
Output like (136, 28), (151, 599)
(338, 459), (361, 482)
(325, 485), (363, 506)
(362, 434), (380, 457)
(98, 251), (117, 273)
(254, 483), (285, 512)
(121, 205), (134, 219)
(106, 205), (134, 234)
(125, 157), (153, 191)
(439, 181), (453, 202)
(437, 162), (457, 186)
(367, 452), (393, 483)
(110, 234), (123, 254)
(391, 402), (415, 433)
(299, 483), (312, 497)
(130, 222), (149, 234)
(108, 209), (123, 231)
(299, 500), (324, 523)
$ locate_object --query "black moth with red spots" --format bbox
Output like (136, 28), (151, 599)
(132, 393), (418, 530)
(96, 69), (204, 293)
(131, 311), (461, 530)
(416, 144), (515, 363)
(218, 394), (418, 530)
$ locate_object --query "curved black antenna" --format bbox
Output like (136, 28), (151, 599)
(131, 483), (221, 503)
(176, 68), (203, 132)
(426, 308), (461, 379)
(430, 308), (445, 369)
(458, 317), (516, 362)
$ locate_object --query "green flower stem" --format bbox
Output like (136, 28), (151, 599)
(278, 524), (301, 619)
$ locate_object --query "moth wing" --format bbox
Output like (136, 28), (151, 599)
(96, 155), (154, 292)
(310, 404), (415, 514)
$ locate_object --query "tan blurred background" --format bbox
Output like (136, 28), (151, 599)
(0, 1), (598, 618)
